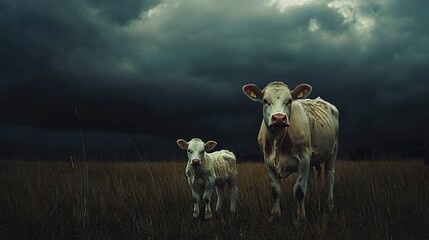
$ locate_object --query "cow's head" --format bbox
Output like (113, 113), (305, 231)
(176, 138), (217, 166)
(242, 81), (312, 130)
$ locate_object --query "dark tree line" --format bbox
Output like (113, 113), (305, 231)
(345, 147), (375, 161)
(408, 138), (429, 165)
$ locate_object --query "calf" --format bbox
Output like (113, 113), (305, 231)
(177, 138), (238, 219)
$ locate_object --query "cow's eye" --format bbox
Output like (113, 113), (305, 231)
(286, 100), (292, 106)
(187, 149), (192, 153)
(263, 99), (269, 105)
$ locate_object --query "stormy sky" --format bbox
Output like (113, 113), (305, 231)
(0, 0), (428, 159)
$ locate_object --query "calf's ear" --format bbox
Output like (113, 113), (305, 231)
(204, 140), (217, 152)
(291, 84), (312, 100)
(242, 84), (263, 102)
(176, 139), (189, 150)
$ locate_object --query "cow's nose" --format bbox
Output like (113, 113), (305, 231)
(191, 159), (201, 165)
(271, 114), (288, 126)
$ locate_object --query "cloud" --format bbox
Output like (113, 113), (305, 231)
(0, 0), (428, 156)
(87, 0), (159, 25)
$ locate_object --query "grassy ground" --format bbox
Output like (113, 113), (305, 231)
(0, 159), (428, 239)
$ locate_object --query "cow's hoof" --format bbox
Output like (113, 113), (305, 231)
(217, 213), (226, 225)
(269, 215), (280, 223)
(293, 218), (307, 228)
(269, 209), (281, 223)
(327, 198), (334, 211)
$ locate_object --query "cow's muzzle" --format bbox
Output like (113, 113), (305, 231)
(191, 159), (201, 165)
(269, 113), (290, 128)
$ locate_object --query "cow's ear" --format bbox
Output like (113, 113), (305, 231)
(176, 139), (188, 150)
(242, 84), (263, 102)
(204, 140), (217, 152)
(291, 84), (312, 100)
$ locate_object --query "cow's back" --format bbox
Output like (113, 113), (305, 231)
(300, 97), (339, 161)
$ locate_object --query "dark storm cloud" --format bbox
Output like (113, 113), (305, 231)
(87, 0), (159, 25)
(1, 0), (428, 157)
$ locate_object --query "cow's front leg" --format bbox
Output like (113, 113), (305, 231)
(294, 156), (310, 224)
(267, 166), (282, 222)
(203, 178), (215, 219)
(188, 179), (200, 218)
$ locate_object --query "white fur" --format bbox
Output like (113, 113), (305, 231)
(243, 82), (339, 223)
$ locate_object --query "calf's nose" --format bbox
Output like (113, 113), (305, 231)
(191, 159), (201, 165)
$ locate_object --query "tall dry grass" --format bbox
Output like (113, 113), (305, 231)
(0, 159), (428, 239)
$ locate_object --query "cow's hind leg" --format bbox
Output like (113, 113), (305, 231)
(267, 166), (282, 222)
(227, 178), (238, 213)
(325, 144), (338, 211)
(215, 184), (226, 211)
(305, 167), (314, 204)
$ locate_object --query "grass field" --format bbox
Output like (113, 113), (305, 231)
(0, 159), (428, 239)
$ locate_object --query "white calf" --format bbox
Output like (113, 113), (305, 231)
(177, 138), (238, 219)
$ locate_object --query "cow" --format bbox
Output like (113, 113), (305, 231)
(242, 81), (339, 224)
(176, 138), (238, 219)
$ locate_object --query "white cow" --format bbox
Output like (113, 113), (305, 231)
(176, 138), (238, 219)
(242, 81), (339, 224)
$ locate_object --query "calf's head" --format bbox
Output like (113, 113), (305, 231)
(242, 81), (312, 129)
(176, 138), (217, 166)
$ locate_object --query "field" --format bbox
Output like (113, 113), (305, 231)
(0, 159), (428, 239)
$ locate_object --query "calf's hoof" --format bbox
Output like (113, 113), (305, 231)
(205, 211), (212, 220)
(327, 198), (334, 211)
(230, 205), (236, 214)
(269, 214), (281, 223)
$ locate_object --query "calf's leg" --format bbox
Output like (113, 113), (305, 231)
(227, 178), (238, 213)
(203, 179), (215, 219)
(215, 184), (225, 211)
(188, 179), (200, 218)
